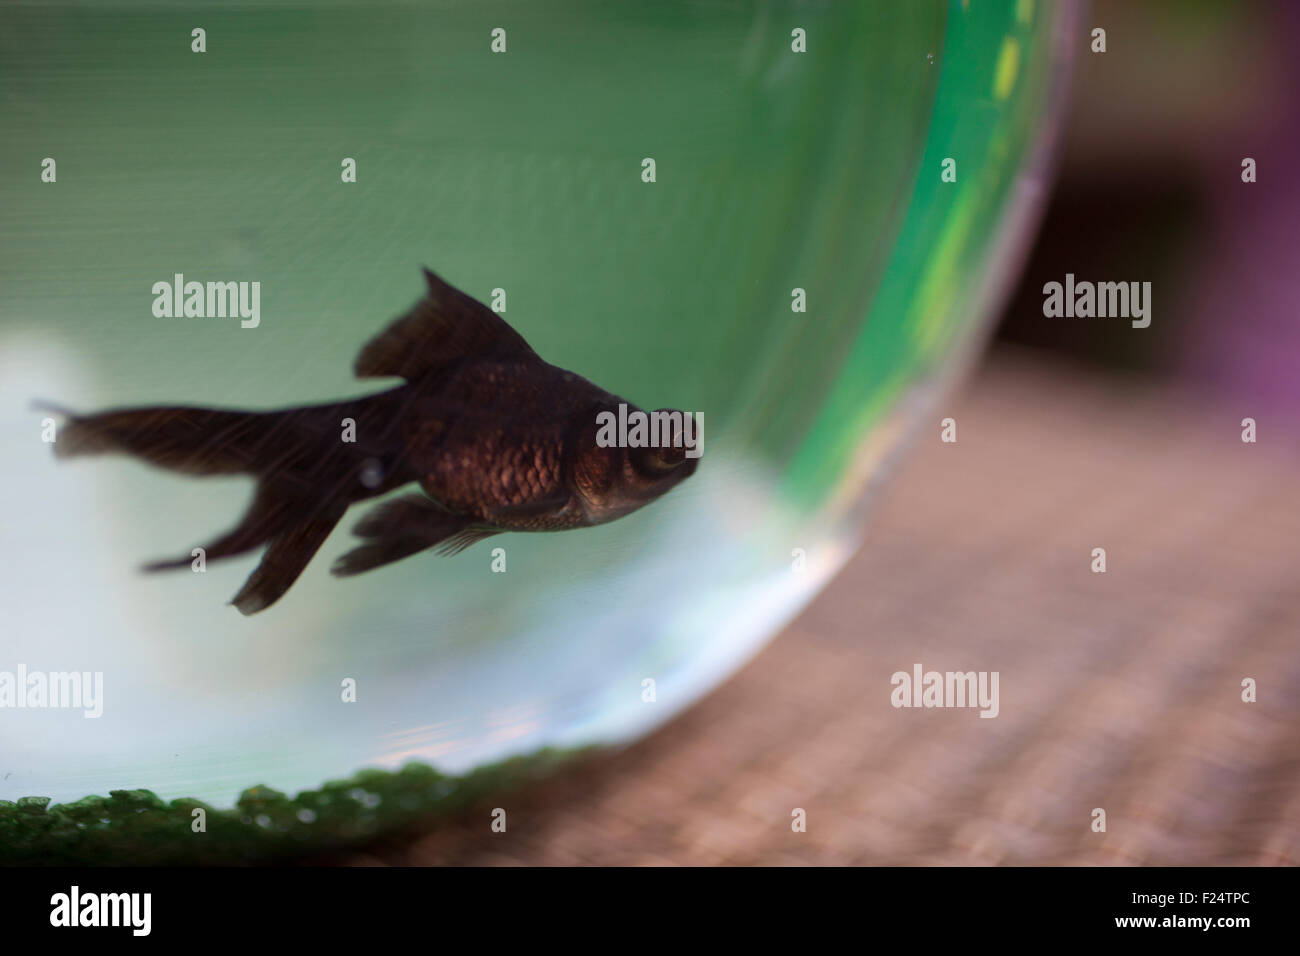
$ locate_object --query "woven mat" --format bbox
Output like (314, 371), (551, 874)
(345, 350), (1300, 865)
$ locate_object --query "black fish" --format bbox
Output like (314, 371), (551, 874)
(44, 268), (700, 614)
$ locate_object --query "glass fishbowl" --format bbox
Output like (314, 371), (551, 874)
(0, 0), (1078, 861)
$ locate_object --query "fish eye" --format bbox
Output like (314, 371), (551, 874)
(631, 443), (683, 476)
(658, 442), (686, 465)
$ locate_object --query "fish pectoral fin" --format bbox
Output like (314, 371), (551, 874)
(434, 525), (500, 557)
(331, 493), (492, 576)
(353, 267), (540, 381)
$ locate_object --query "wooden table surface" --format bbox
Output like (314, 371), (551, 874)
(346, 349), (1300, 865)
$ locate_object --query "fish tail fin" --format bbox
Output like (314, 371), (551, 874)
(43, 399), (383, 614)
(140, 482), (296, 571)
(42, 403), (280, 475)
(140, 474), (349, 615)
(229, 503), (347, 615)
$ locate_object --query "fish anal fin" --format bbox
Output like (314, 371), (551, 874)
(353, 268), (539, 381)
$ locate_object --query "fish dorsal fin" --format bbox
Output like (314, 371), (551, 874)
(354, 268), (539, 380)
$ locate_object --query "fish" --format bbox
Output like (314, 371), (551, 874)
(42, 268), (700, 615)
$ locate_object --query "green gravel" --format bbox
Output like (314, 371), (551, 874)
(0, 747), (586, 865)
